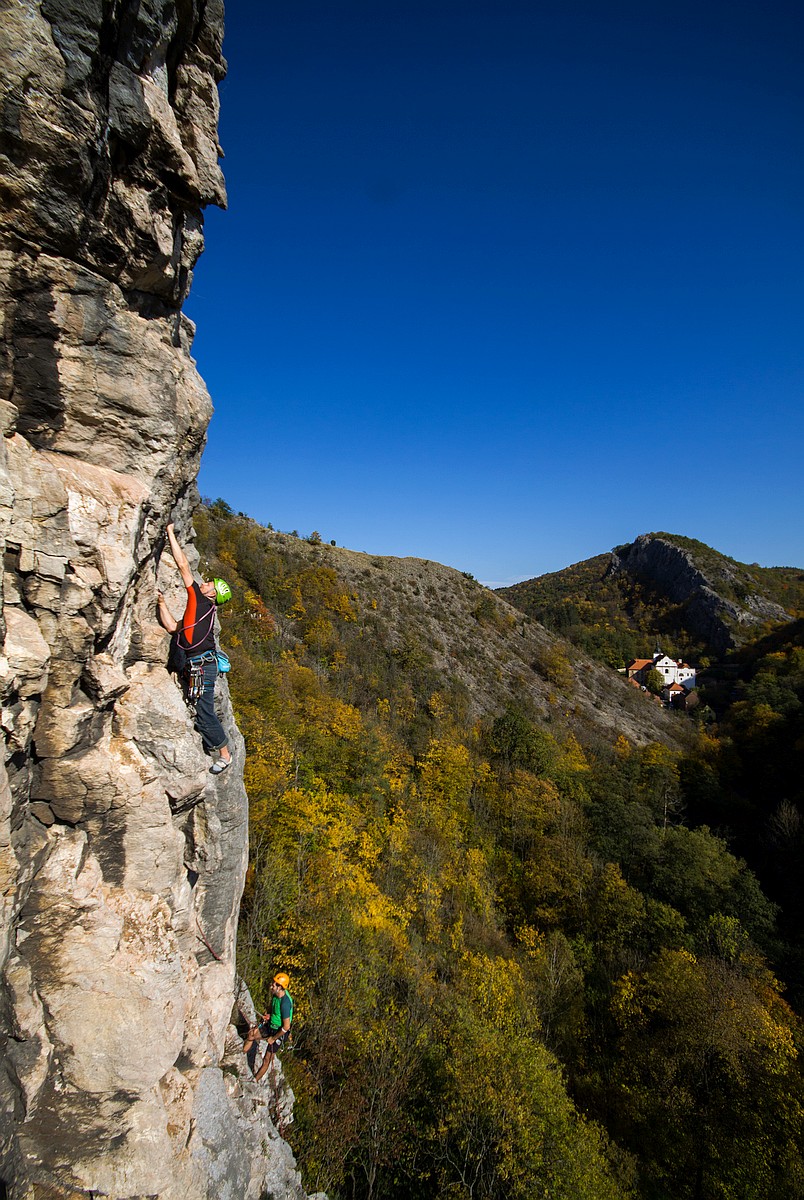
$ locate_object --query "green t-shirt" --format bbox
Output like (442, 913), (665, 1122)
(268, 990), (293, 1032)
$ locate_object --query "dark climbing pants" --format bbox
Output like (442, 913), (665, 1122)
(193, 657), (228, 752)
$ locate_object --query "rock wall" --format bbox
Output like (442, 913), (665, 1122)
(611, 534), (789, 655)
(0, 3), (308, 1197)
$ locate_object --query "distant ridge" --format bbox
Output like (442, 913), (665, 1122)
(195, 509), (687, 750)
(498, 532), (804, 667)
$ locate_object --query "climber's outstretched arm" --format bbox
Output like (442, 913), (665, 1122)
(166, 523), (194, 589)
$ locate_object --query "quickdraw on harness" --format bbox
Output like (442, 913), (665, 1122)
(186, 651), (215, 702)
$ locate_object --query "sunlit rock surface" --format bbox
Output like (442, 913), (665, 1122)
(0, 3), (307, 1196)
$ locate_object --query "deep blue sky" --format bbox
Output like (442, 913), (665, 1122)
(187, 0), (803, 586)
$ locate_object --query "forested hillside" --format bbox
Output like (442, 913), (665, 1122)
(499, 533), (804, 1000)
(197, 503), (803, 1200)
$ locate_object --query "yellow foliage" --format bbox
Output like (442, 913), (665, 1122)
(303, 615), (335, 653)
(539, 645), (574, 690)
(457, 847), (493, 920)
(417, 739), (474, 808)
(288, 585), (306, 619)
(456, 951), (534, 1039)
(696, 730), (720, 758)
(243, 589), (275, 630)
(307, 695), (363, 740)
(641, 742), (679, 772)
(385, 749), (413, 796)
(396, 690), (416, 724)
(486, 771), (561, 847)
(516, 923), (546, 961)
(612, 971), (641, 1025)
(563, 732), (590, 771)
(203, 503), (800, 1200)
(427, 691), (449, 723)
(752, 1002), (797, 1074)
(594, 863), (646, 938)
(327, 591), (358, 622)
(354, 887), (409, 952)
(747, 702), (784, 732)
(244, 728), (295, 820)
(386, 809), (410, 855)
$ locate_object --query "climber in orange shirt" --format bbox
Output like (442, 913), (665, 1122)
(157, 523), (233, 774)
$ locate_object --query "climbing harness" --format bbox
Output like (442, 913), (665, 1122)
(179, 605), (230, 700)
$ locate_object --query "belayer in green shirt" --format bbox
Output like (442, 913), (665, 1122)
(243, 972), (293, 1082)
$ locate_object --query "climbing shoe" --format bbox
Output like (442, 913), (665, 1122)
(210, 757), (231, 775)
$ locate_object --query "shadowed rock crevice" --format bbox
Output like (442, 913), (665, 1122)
(4, 258), (64, 445)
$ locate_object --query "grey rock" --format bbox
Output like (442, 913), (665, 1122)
(1, 608), (51, 699)
(192, 1068), (254, 1198)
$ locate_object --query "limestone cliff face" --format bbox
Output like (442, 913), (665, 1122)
(611, 534), (790, 655)
(0, 4), (306, 1197)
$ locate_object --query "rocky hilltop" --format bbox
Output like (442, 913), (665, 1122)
(500, 532), (801, 666)
(0, 4), (308, 1197)
(610, 533), (793, 655)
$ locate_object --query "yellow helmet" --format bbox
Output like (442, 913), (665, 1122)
(273, 972), (290, 989)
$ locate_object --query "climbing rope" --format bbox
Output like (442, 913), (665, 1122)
(195, 917), (251, 1024)
(195, 916), (223, 961)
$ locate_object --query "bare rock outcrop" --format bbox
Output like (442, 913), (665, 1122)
(610, 534), (790, 655)
(0, 3), (306, 1197)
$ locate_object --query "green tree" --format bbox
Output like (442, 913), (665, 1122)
(608, 947), (804, 1199)
(434, 953), (633, 1200)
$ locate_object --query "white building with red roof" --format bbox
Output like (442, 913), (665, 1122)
(627, 650), (696, 690)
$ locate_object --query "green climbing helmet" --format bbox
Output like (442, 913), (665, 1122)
(213, 577), (232, 605)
